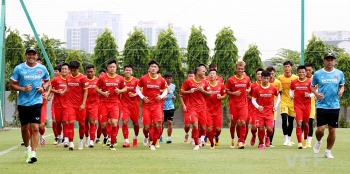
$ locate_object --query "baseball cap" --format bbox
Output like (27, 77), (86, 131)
(324, 52), (336, 59)
(25, 46), (38, 54)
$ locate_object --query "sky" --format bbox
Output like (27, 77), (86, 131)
(5, 0), (350, 60)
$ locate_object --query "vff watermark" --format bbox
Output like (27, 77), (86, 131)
(285, 153), (323, 167)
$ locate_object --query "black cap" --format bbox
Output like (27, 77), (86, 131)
(324, 52), (336, 59)
(25, 46), (38, 54)
(164, 72), (173, 78)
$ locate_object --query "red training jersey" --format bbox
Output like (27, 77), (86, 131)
(137, 74), (167, 109)
(66, 73), (89, 108)
(181, 78), (210, 112)
(96, 74), (126, 104)
(51, 76), (68, 108)
(248, 82), (260, 115)
(206, 82), (225, 115)
(121, 77), (140, 108)
(252, 84), (278, 117)
(290, 78), (312, 108)
(86, 77), (99, 108)
(225, 75), (251, 107)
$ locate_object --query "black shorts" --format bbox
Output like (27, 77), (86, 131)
(18, 104), (42, 126)
(316, 108), (340, 128)
(164, 109), (175, 122)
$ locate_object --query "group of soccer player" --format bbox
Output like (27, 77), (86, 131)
(14, 47), (343, 164)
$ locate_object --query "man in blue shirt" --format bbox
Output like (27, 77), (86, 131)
(162, 72), (176, 143)
(10, 47), (50, 163)
(311, 52), (345, 159)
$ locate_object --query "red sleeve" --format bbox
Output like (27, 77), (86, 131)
(51, 78), (57, 89)
(246, 77), (251, 88)
(138, 76), (144, 88)
(119, 77), (126, 89)
(225, 79), (231, 91)
(290, 80), (295, 90)
(81, 76), (89, 89)
(221, 83), (226, 96)
(161, 78), (167, 90)
(181, 80), (189, 91)
(96, 76), (103, 88)
(252, 87), (258, 99)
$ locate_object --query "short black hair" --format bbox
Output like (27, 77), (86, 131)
(99, 69), (106, 74)
(85, 64), (94, 70)
(36, 56), (42, 61)
(261, 70), (270, 77)
(54, 65), (62, 72)
(283, 61), (293, 66)
(256, 67), (264, 73)
(304, 62), (313, 68)
(61, 63), (69, 69)
(209, 68), (217, 73)
(107, 59), (117, 68)
(266, 66), (275, 72)
(197, 63), (206, 68)
(69, 61), (80, 69)
(187, 70), (194, 74)
(209, 63), (217, 69)
(148, 60), (160, 68)
(297, 65), (306, 71)
(164, 72), (173, 78)
(124, 64), (133, 70)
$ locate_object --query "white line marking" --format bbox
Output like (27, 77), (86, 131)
(0, 133), (54, 156)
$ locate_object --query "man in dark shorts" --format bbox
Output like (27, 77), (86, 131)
(162, 72), (176, 144)
(10, 47), (50, 163)
(311, 52), (345, 159)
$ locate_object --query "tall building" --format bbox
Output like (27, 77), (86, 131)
(313, 30), (350, 53)
(65, 10), (123, 53)
(137, 21), (188, 48)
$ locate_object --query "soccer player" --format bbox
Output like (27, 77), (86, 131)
(226, 60), (251, 149)
(84, 64), (99, 148)
(50, 63), (69, 147)
(206, 63), (224, 83)
(252, 70), (280, 150)
(65, 61), (89, 150)
(277, 61), (298, 146)
(120, 64), (140, 148)
(304, 62), (315, 147)
(96, 59), (126, 150)
(181, 64), (211, 150)
(47, 65), (61, 145)
(136, 60), (168, 150)
(290, 65), (313, 149)
(206, 69), (226, 149)
(10, 47), (50, 163)
(95, 68), (106, 144)
(311, 52), (345, 159)
(162, 72), (176, 144)
(180, 70), (195, 143)
(266, 66), (283, 147)
(246, 68), (264, 146)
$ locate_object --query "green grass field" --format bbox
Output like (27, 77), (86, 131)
(0, 128), (349, 174)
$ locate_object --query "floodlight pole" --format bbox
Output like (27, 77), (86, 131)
(19, 0), (54, 77)
(0, 0), (6, 129)
(301, 0), (305, 65)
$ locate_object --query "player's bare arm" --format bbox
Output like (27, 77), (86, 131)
(95, 87), (110, 97)
(338, 85), (344, 97)
(10, 80), (32, 92)
(80, 88), (88, 110)
(311, 85), (323, 100)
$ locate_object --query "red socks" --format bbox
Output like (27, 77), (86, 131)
(303, 125), (309, 141)
(296, 127), (302, 143)
(52, 122), (57, 137)
(90, 123), (96, 141)
(78, 122), (86, 139)
(111, 126), (118, 145)
(239, 125), (246, 143)
(133, 124), (139, 136)
(192, 128), (199, 145)
(184, 125), (190, 133)
(258, 129), (265, 145)
(143, 128), (149, 138)
(68, 123), (74, 142)
(230, 125), (235, 139)
(122, 124), (129, 139)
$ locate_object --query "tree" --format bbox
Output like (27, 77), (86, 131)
(305, 35), (326, 70)
(5, 29), (25, 126)
(212, 27), (238, 81)
(35, 34), (57, 69)
(55, 48), (69, 65)
(65, 50), (83, 72)
(242, 44), (264, 82)
(187, 25), (210, 71)
(152, 27), (184, 109)
(266, 48), (301, 76)
(22, 34), (36, 48)
(122, 27), (150, 78)
(78, 50), (93, 70)
(336, 52), (350, 122)
(93, 29), (119, 74)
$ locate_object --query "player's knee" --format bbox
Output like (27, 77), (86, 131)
(168, 121), (173, 126)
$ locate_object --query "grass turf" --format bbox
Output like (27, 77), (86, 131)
(0, 128), (349, 174)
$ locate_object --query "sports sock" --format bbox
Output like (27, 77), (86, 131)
(39, 127), (45, 136)
(303, 125), (309, 140)
(52, 122), (58, 137)
(184, 125), (190, 133)
(143, 128), (149, 138)
(192, 128), (199, 145)
(78, 122), (86, 140)
(122, 124), (129, 139)
(68, 122), (74, 142)
(258, 129), (265, 145)
(97, 125), (102, 139)
(230, 126), (235, 139)
(90, 123), (96, 141)
(307, 136), (312, 143)
(85, 121), (90, 137)
(111, 126), (118, 145)
(215, 129), (221, 137)
(239, 125), (246, 143)
(134, 124), (139, 136)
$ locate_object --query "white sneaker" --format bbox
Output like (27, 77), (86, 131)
(283, 139), (288, 146)
(324, 151), (334, 158)
(85, 137), (90, 148)
(150, 145), (156, 150)
(89, 140), (94, 148)
(313, 141), (322, 154)
(57, 136), (63, 147)
(190, 139), (195, 145)
(198, 139), (202, 147)
(78, 139), (83, 150)
(287, 141), (292, 146)
(40, 135), (46, 147)
(143, 138), (149, 146)
(193, 145), (200, 150)
(69, 142), (74, 151)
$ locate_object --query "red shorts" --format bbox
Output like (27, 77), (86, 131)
(65, 107), (86, 122)
(229, 105), (248, 123)
(183, 110), (190, 125)
(256, 115), (274, 128)
(207, 114), (222, 128)
(247, 115), (257, 126)
(41, 99), (47, 123)
(295, 105), (311, 123)
(99, 103), (120, 123)
(86, 106), (98, 120)
(188, 110), (206, 126)
(53, 107), (67, 123)
(121, 106), (139, 123)
(142, 107), (163, 125)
